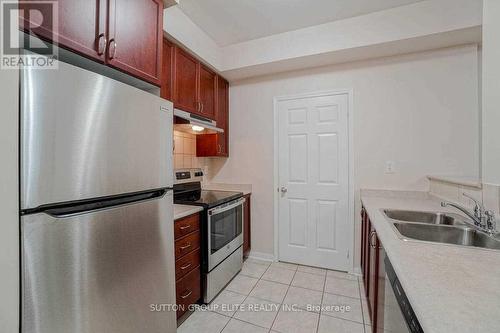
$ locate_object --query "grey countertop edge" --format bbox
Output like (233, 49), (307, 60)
(360, 191), (500, 333)
(173, 204), (203, 220)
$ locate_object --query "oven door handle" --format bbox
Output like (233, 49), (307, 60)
(209, 197), (245, 215)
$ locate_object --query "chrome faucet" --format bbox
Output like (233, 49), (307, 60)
(441, 193), (497, 235)
(463, 193), (484, 221)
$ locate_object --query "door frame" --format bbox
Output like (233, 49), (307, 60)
(273, 89), (355, 273)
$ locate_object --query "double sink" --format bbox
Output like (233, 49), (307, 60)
(384, 209), (500, 250)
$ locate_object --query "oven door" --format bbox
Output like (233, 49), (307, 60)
(207, 197), (245, 271)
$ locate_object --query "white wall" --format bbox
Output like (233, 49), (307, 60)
(482, 0), (500, 186)
(0, 68), (19, 330)
(209, 45), (480, 263)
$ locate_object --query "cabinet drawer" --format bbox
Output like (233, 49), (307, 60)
(175, 231), (200, 258)
(176, 266), (201, 318)
(174, 214), (200, 240)
(175, 248), (200, 280)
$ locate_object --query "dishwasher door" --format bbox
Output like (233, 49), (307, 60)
(384, 257), (423, 333)
(383, 273), (410, 332)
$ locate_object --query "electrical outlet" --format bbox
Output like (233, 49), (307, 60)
(385, 161), (395, 174)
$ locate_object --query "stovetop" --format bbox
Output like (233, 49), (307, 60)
(174, 189), (243, 209)
(173, 170), (244, 208)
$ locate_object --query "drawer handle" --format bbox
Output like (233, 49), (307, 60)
(179, 225), (191, 230)
(180, 290), (192, 299)
(179, 242), (192, 250)
(180, 263), (192, 270)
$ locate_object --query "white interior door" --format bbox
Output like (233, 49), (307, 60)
(277, 92), (350, 271)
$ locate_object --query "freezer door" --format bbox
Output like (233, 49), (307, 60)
(21, 192), (176, 333)
(21, 59), (173, 209)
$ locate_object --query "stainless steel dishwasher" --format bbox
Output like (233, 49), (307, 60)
(383, 257), (424, 333)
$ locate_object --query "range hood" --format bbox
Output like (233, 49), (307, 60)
(173, 109), (224, 135)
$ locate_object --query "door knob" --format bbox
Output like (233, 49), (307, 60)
(280, 186), (288, 194)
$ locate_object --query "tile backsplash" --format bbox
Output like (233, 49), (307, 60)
(173, 130), (205, 169)
(429, 177), (500, 217)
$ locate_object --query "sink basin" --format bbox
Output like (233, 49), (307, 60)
(392, 222), (500, 250)
(383, 209), (466, 226)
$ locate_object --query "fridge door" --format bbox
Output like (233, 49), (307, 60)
(21, 191), (176, 333)
(20, 59), (173, 210)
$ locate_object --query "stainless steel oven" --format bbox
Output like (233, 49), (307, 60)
(173, 169), (246, 303)
(207, 197), (245, 271)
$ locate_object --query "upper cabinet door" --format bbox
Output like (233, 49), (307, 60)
(173, 47), (198, 113)
(216, 76), (229, 156)
(161, 39), (174, 101)
(107, 0), (163, 85)
(19, 0), (107, 62)
(198, 64), (217, 120)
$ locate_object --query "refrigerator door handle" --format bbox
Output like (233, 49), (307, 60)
(22, 188), (172, 217)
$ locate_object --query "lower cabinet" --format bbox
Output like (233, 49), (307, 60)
(243, 194), (251, 257)
(174, 213), (201, 319)
(361, 205), (383, 333)
(175, 267), (201, 318)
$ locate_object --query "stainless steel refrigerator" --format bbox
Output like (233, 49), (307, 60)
(20, 58), (176, 332)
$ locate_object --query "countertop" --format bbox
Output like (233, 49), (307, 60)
(203, 183), (252, 195)
(361, 190), (500, 333)
(173, 204), (203, 220)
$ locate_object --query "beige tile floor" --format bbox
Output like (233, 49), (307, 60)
(178, 259), (376, 333)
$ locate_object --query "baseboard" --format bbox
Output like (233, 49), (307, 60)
(246, 251), (275, 262)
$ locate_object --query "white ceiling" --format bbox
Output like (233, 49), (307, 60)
(178, 0), (424, 46)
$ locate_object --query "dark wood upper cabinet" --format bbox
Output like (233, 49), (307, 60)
(19, 0), (163, 85)
(19, 0), (107, 63)
(198, 64), (217, 119)
(216, 76), (229, 156)
(196, 75), (229, 157)
(161, 39), (174, 100)
(171, 45), (219, 120)
(162, 39), (230, 156)
(173, 47), (199, 113)
(107, 0), (163, 85)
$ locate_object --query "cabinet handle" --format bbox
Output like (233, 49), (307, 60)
(179, 225), (191, 230)
(96, 33), (107, 56)
(179, 242), (191, 250)
(200, 102), (204, 113)
(180, 290), (192, 299)
(108, 38), (117, 59)
(180, 263), (192, 270)
(369, 231), (377, 248)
